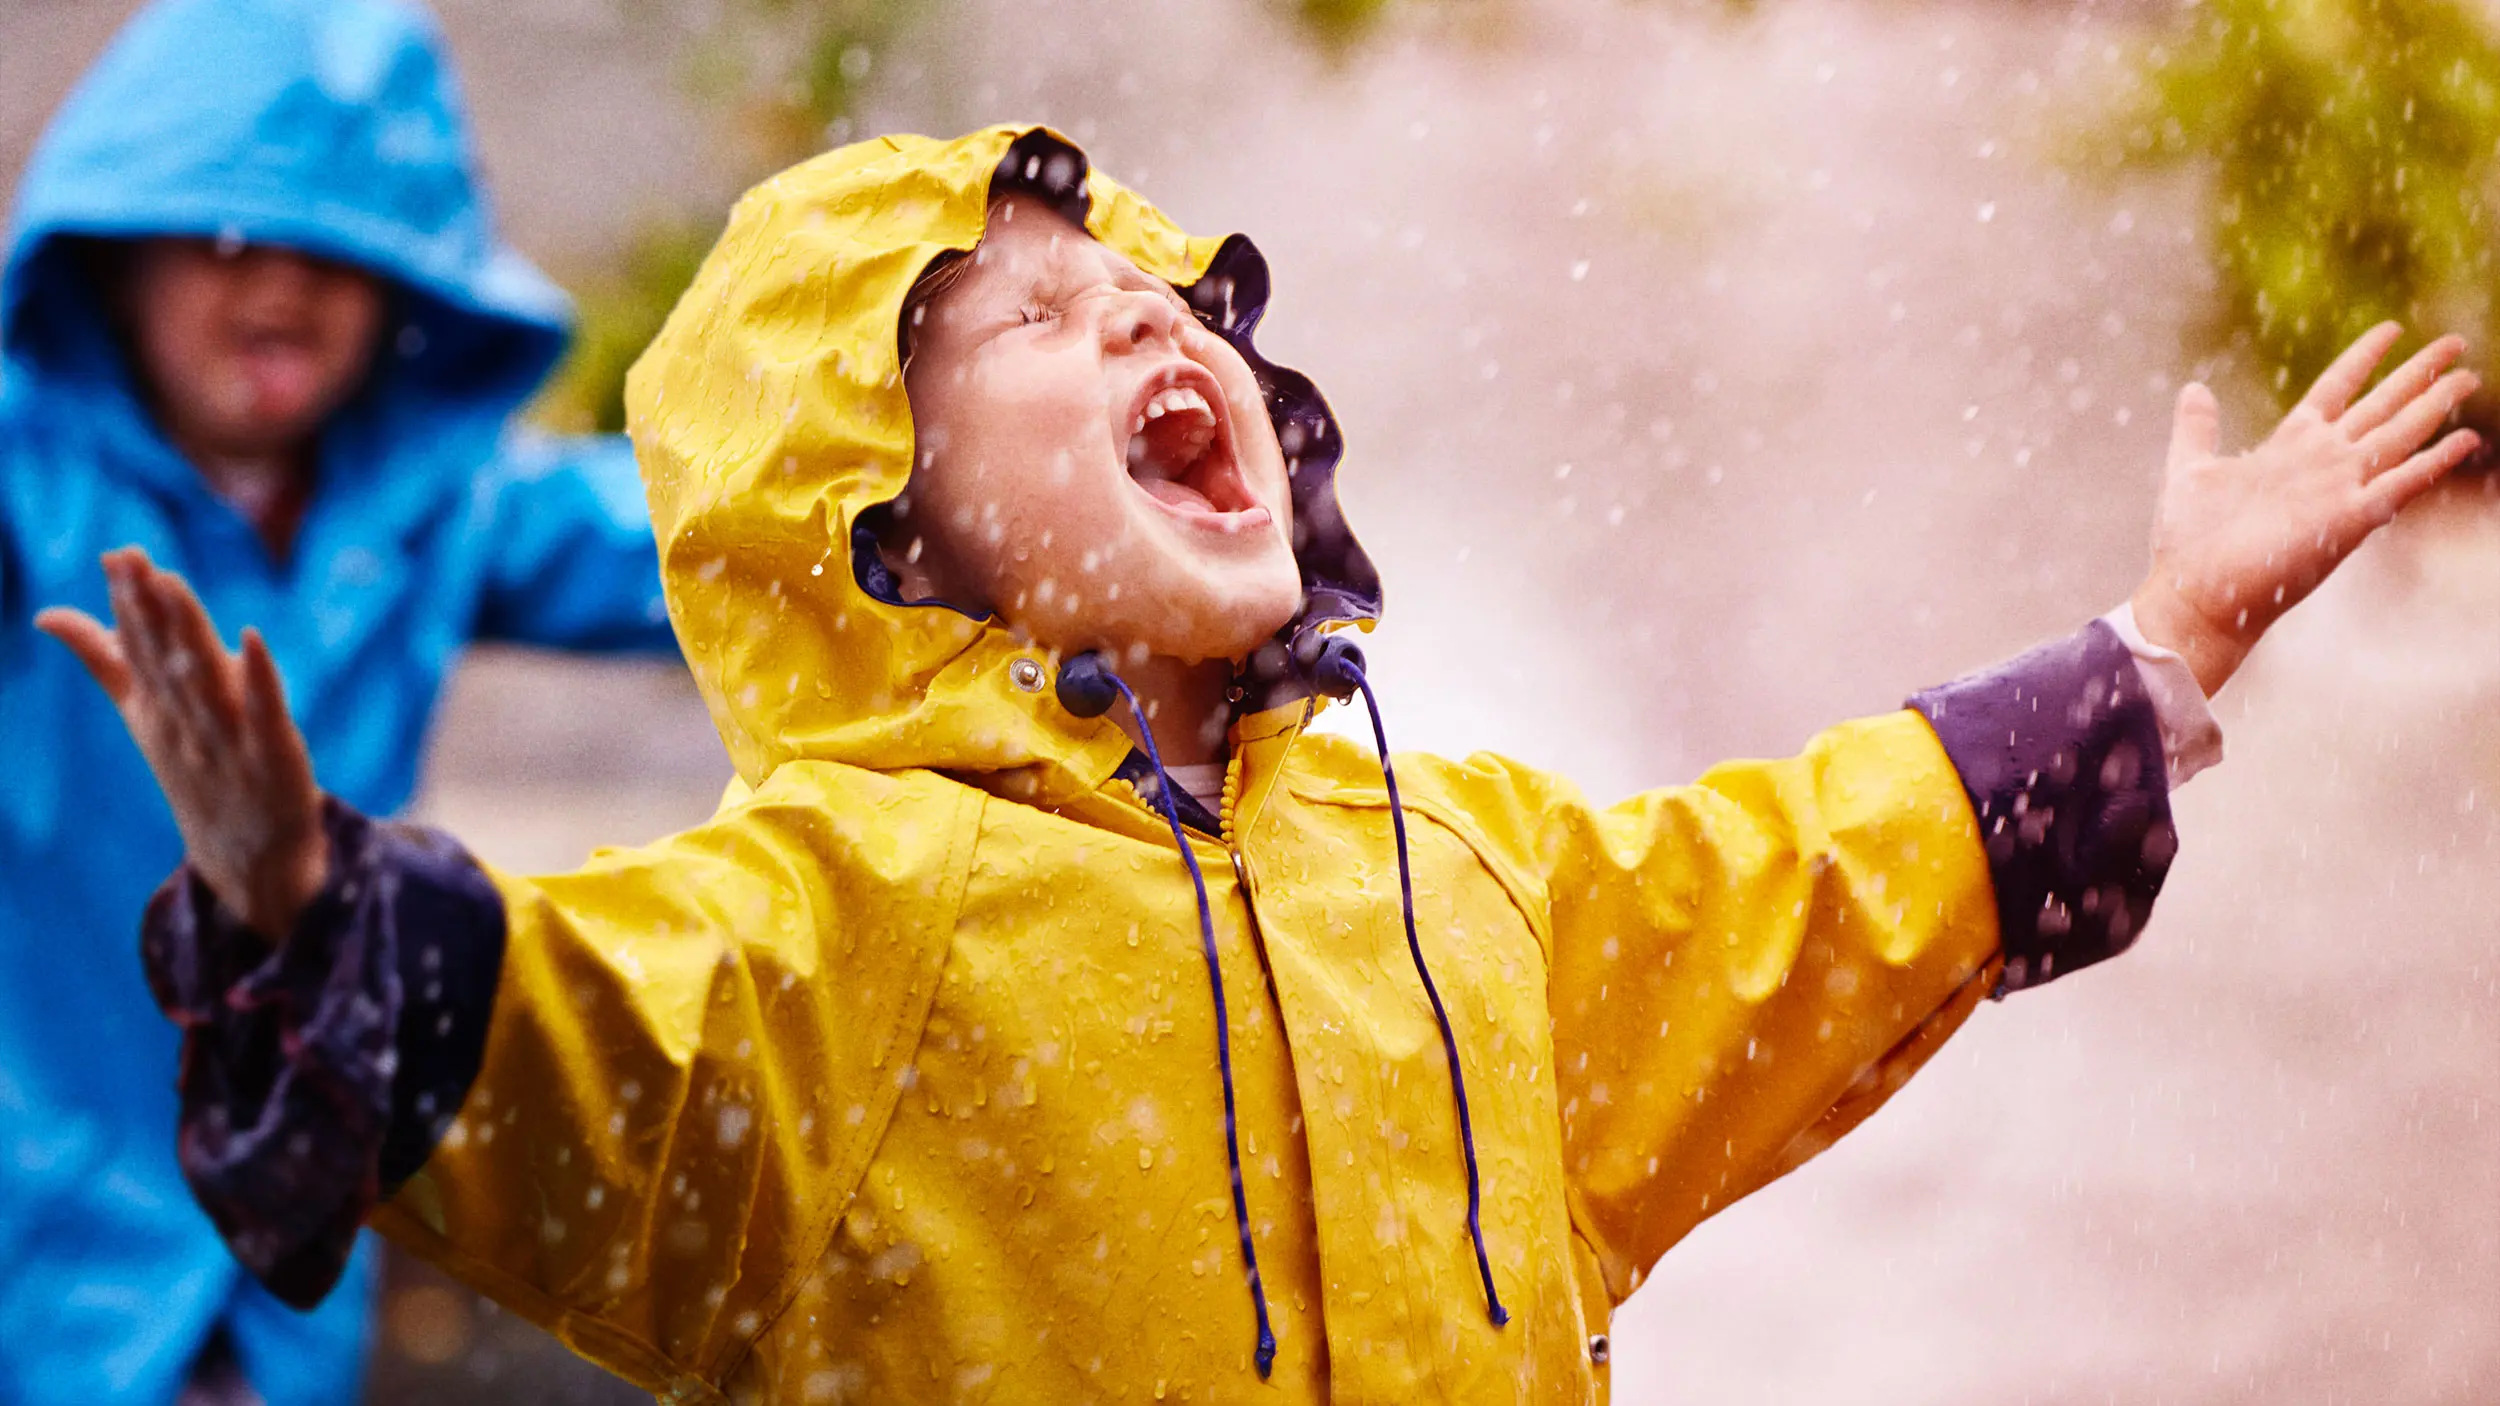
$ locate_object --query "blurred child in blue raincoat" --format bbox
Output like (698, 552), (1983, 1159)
(0, 1), (678, 1401)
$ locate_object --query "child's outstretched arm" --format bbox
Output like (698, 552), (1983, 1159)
(1465, 323), (2476, 1305)
(470, 432), (678, 654)
(39, 548), (499, 1300)
(40, 551), (957, 1394)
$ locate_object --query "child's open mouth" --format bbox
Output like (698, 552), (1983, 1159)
(1123, 367), (1263, 527)
(229, 325), (328, 418)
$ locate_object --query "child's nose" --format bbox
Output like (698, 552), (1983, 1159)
(1099, 291), (1178, 355)
(235, 247), (334, 306)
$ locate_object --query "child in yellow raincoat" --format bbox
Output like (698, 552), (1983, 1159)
(43, 127), (2481, 1403)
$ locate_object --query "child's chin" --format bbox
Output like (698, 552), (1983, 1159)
(1011, 549), (1301, 664)
(1171, 592), (1305, 664)
(1185, 562), (1303, 636)
(1062, 589), (1300, 668)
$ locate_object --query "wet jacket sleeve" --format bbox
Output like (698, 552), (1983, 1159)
(470, 432), (677, 652)
(1479, 619), (2172, 1301)
(148, 764), (972, 1393)
(1910, 617), (2179, 991)
(370, 762), (970, 1393)
(140, 799), (506, 1309)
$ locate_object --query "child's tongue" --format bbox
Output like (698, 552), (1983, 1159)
(234, 343), (323, 420)
(1140, 477), (1219, 513)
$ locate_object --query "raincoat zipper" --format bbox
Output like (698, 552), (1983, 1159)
(1218, 751), (1287, 1006)
(1114, 746), (1278, 984)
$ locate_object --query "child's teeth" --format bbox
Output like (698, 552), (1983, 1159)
(1141, 387), (1214, 424)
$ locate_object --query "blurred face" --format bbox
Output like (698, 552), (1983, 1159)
(896, 196), (1303, 665)
(119, 238), (386, 461)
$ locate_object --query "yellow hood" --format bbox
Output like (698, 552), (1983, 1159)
(624, 126), (1380, 803)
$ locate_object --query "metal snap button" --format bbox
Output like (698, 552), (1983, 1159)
(1588, 1334), (1611, 1365)
(1009, 657), (1046, 693)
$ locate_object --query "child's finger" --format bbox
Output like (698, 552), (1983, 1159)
(239, 627), (286, 719)
(2167, 382), (2221, 471)
(104, 553), (220, 753)
(125, 557), (218, 687)
(238, 628), (306, 775)
(2359, 369), (2480, 473)
(34, 607), (136, 704)
(106, 545), (169, 618)
(2360, 428), (2480, 523)
(149, 564), (246, 732)
(118, 561), (231, 744)
(2298, 321), (2405, 420)
(108, 553), (177, 699)
(2340, 335), (2465, 439)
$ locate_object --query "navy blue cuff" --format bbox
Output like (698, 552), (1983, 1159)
(140, 798), (505, 1308)
(1908, 619), (2178, 994)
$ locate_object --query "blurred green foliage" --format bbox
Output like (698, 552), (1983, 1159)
(538, 221), (714, 433)
(2116, 0), (2500, 408)
(1294, 0), (1400, 47)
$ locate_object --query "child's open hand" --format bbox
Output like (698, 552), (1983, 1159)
(2132, 323), (2481, 696)
(37, 547), (327, 942)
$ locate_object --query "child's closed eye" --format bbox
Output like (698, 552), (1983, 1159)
(1018, 302), (1059, 327)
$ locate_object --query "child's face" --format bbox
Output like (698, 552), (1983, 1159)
(119, 238), (385, 461)
(898, 197), (1304, 665)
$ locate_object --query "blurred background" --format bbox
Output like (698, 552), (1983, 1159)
(7, 0), (2500, 1400)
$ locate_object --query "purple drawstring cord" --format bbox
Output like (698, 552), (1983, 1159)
(1307, 638), (1510, 1328)
(1057, 640), (1509, 1368)
(1058, 654), (1279, 1378)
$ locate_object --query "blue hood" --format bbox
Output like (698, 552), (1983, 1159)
(1, 0), (571, 489)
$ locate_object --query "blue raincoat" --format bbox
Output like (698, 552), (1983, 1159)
(0, 1), (676, 1401)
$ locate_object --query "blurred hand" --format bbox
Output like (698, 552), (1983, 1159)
(2134, 323), (2481, 695)
(37, 547), (327, 942)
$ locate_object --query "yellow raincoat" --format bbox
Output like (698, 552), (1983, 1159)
(369, 127), (2004, 1403)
